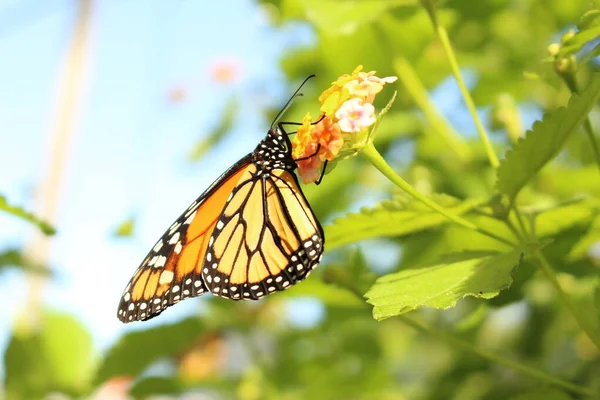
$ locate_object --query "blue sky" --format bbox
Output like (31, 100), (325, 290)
(0, 0), (317, 349)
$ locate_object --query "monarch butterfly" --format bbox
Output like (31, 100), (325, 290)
(117, 78), (324, 322)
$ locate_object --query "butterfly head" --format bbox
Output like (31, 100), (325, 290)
(253, 126), (295, 171)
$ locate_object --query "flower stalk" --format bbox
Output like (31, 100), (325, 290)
(420, 0), (500, 168)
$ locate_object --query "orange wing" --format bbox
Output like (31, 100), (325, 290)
(117, 157), (253, 322)
(201, 168), (324, 300)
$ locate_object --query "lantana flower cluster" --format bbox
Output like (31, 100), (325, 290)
(292, 65), (397, 184)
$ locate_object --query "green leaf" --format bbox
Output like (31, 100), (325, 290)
(0, 194), (55, 235)
(535, 199), (599, 238)
(96, 317), (204, 384)
(578, 9), (600, 30)
(559, 9), (600, 56)
(325, 195), (486, 251)
(41, 312), (94, 394)
(0, 249), (53, 276)
(189, 97), (238, 162)
(496, 74), (600, 200)
(567, 215), (600, 262)
(113, 217), (135, 237)
(509, 388), (572, 400)
(4, 311), (93, 399)
(4, 330), (50, 400)
(365, 250), (523, 320)
(299, 0), (417, 36)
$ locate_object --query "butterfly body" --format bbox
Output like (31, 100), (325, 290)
(117, 126), (324, 323)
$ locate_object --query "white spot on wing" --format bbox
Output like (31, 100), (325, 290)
(184, 211), (197, 225)
(174, 242), (183, 254)
(155, 256), (167, 268)
(159, 270), (174, 285)
(169, 232), (180, 244)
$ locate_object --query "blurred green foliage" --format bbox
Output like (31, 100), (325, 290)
(3, 0), (600, 399)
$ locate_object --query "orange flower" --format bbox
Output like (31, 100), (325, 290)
(296, 140), (323, 184)
(346, 71), (397, 103)
(291, 113), (315, 160)
(314, 116), (343, 161)
(318, 65), (363, 116)
(292, 65), (397, 184)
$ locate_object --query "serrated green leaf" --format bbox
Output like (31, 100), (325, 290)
(365, 250), (523, 321)
(96, 317), (204, 384)
(0, 194), (55, 235)
(325, 195), (486, 250)
(496, 74), (600, 200)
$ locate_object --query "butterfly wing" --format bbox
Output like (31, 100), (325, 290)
(201, 167), (324, 299)
(117, 155), (253, 322)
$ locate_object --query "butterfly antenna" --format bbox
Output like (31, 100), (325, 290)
(271, 74), (316, 129)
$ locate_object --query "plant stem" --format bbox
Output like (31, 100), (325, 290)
(512, 205), (531, 240)
(557, 70), (600, 174)
(361, 143), (515, 247)
(392, 57), (471, 161)
(504, 218), (525, 243)
(421, 3), (499, 168)
(583, 119), (600, 174)
(534, 250), (600, 351)
(400, 315), (597, 398)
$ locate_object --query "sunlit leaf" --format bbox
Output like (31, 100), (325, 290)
(325, 195), (486, 250)
(559, 9), (600, 55)
(567, 215), (600, 262)
(96, 317), (204, 384)
(496, 74), (600, 200)
(366, 250), (523, 320)
(0, 194), (55, 235)
(535, 199), (599, 237)
(42, 312), (94, 394)
(4, 311), (93, 399)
